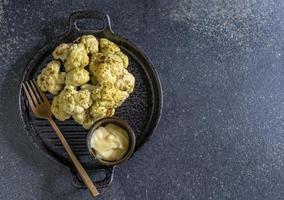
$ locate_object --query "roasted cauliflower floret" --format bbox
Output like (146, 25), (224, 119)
(92, 84), (129, 109)
(115, 69), (135, 93)
(113, 90), (130, 107)
(65, 68), (90, 87)
(51, 86), (93, 121)
(51, 95), (71, 121)
(64, 43), (89, 71)
(89, 61), (116, 84)
(100, 38), (120, 54)
(57, 86), (77, 115)
(107, 54), (125, 69)
(114, 51), (129, 68)
(73, 109), (96, 129)
(52, 43), (70, 61)
(80, 35), (99, 54)
(91, 84), (116, 107)
(89, 53), (124, 84)
(75, 89), (93, 113)
(91, 52), (105, 62)
(90, 102), (115, 120)
(98, 38), (128, 68)
(55, 86), (93, 115)
(36, 60), (65, 95)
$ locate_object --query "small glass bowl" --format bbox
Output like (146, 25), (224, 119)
(87, 117), (136, 166)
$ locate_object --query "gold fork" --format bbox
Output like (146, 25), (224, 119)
(22, 80), (99, 197)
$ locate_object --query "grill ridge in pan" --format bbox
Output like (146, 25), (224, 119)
(18, 10), (162, 188)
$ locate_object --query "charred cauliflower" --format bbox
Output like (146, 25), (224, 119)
(100, 38), (120, 54)
(89, 53), (124, 84)
(57, 86), (77, 115)
(73, 109), (96, 129)
(36, 60), (65, 95)
(114, 51), (129, 68)
(80, 35), (99, 54)
(37, 35), (135, 129)
(52, 43), (70, 62)
(65, 68), (90, 87)
(99, 38), (128, 68)
(52, 86), (93, 117)
(51, 95), (71, 121)
(64, 43), (89, 71)
(91, 84), (129, 108)
(75, 89), (93, 112)
(115, 69), (135, 93)
(90, 101), (115, 120)
(89, 82), (131, 121)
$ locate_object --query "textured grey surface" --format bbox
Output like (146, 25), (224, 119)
(1, 0), (284, 199)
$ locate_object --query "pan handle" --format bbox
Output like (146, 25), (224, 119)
(71, 166), (114, 189)
(68, 10), (113, 33)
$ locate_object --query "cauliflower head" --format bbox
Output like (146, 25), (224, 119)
(36, 60), (65, 95)
(80, 35), (99, 54)
(45, 35), (135, 129)
(99, 38), (120, 54)
(52, 43), (70, 62)
(64, 43), (89, 71)
(65, 68), (90, 87)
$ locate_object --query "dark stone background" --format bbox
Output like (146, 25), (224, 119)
(0, 0), (284, 199)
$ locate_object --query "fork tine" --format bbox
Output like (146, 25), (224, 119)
(25, 81), (39, 105)
(22, 83), (36, 112)
(34, 80), (49, 103)
(29, 80), (43, 103)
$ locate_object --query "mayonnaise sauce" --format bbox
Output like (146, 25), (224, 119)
(90, 123), (129, 161)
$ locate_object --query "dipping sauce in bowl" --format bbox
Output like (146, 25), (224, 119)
(91, 123), (129, 161)
(87, 117), (135, 166)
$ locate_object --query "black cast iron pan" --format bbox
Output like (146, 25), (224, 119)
(19, 10), (162, 189)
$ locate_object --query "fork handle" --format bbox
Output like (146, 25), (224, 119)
(47, 118), (99, 197)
